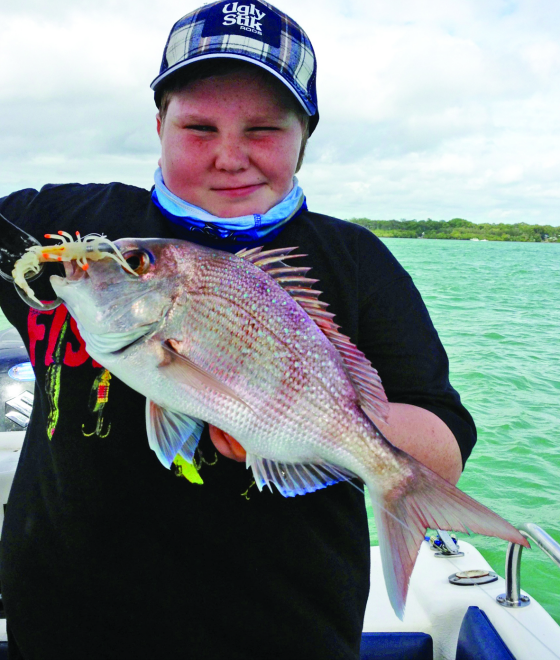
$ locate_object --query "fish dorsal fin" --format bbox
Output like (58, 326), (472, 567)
(246, 453), (359, 497)
(237, 247), (389, 423)
(319, 327), (389, 423)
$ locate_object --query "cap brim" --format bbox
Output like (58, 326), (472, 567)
(151, 53), (317, 119)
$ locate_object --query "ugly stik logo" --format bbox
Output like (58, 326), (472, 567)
(222, 3), (266, 35)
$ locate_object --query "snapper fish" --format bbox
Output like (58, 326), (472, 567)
(14, 231), (529, 618)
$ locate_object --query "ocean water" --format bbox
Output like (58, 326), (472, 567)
(366, 238), (560, 625)
(1, 238), (559, 625)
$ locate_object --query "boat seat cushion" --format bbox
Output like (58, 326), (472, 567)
(360, 632), (433, 659)
(456, 606), (515, 660)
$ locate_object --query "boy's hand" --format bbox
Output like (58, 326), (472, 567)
(209, 425), (247, 462)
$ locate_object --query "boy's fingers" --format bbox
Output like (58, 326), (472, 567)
(208, 425), (247, 462)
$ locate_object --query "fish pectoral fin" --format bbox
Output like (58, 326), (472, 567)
(246, 454), (358, 497)
(146, 399), (204, 468)
(160, 341), (255, 414)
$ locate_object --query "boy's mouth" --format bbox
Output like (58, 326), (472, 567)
(212, 183), (264, 198)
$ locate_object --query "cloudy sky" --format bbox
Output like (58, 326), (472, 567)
(1, 0), (559, 225)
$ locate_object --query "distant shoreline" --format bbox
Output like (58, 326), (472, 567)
(347, 218), (560, 243)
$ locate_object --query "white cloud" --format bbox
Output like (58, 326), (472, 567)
(1, 0), (559, 224)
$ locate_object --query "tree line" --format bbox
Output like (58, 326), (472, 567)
(347, 218), (560, 242)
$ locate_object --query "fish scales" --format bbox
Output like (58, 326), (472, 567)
(174, 250), (362, 459)
(43, 234), (530, 620)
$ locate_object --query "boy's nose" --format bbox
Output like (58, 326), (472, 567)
(214, 136), (250, 172)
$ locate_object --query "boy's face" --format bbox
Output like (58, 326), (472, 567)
(156, 69), (304, 218)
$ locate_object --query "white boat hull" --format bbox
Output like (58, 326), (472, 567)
(364, 540), (560, 659)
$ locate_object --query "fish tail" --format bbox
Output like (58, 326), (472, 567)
(366, 455), (529, 620)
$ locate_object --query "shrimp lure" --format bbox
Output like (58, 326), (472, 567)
(12, 231), (137, 307)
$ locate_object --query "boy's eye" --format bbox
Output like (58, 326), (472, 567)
(248, 126), (281, 132)
(186, 125), (216, 132)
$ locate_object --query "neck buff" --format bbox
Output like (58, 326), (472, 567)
(151, 167), (307, 250)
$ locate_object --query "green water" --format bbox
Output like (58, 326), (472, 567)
(366, 238), (560, 624)
(1, 238), (559, 623)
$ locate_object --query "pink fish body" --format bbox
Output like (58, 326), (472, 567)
(50, 237), (529, 618)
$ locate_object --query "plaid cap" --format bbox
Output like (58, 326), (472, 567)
(151, 0), (319, 134)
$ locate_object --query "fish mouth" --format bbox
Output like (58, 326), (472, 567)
(62, 260), (86, 281)
(50, 270), (82, 290)
(51, 257), (110, 287)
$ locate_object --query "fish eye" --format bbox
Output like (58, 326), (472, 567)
(122, 250), (151, 275)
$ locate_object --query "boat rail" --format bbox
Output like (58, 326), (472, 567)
(497, 522), (560, 608)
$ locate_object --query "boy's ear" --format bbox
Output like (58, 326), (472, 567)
(156, 113), (163, 139)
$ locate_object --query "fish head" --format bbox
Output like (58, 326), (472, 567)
(50, 237), (200, 356)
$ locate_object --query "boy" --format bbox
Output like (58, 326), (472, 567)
(0, 2), (475, 658)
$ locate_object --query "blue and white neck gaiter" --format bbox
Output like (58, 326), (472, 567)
(151, 167), (307, 250)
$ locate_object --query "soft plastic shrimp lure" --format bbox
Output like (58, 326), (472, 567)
(12, 231), (137, 307)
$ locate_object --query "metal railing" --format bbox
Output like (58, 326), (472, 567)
(497, 523), (560, 608)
